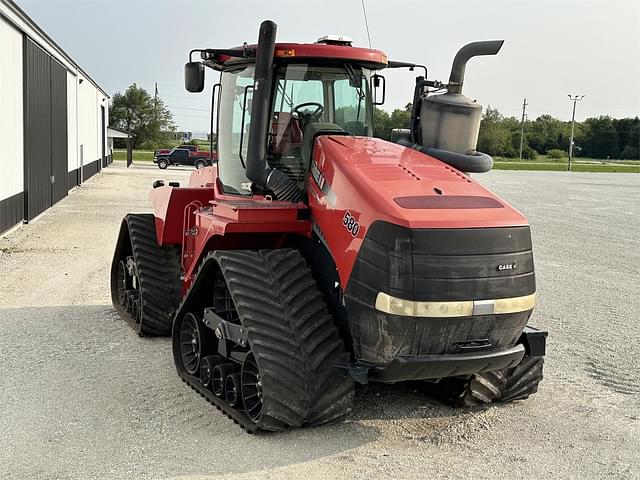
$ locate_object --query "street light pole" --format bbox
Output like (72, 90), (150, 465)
(567, 94), (585, 171)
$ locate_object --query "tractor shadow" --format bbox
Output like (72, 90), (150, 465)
(351, 380), (490, 422)
(342, 381), (504, 445)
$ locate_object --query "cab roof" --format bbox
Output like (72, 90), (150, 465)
(202, 42), (388, 71)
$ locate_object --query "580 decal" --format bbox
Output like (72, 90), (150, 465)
(342, 211), (360, 237)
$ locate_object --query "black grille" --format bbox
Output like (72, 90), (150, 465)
(348, 221), (535, 302)
(344, 221), (536, 363)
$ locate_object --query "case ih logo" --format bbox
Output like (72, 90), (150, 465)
(497, 263), (517, 271)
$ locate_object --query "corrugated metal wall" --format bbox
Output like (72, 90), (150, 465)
(66, 71), (78, 187)
(51, 59), (68, 203)
(0, 4), (109, 235)
(23, 37), (68, 221)
(23, 37), (52, 221)
(0, 16), (24, 233)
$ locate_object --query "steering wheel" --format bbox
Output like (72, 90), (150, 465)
(292, 102), (324, 120)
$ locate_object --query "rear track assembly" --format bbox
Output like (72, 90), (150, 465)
(110, 214), (182, 336)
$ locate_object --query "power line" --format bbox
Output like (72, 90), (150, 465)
(167, 104), (210, 112)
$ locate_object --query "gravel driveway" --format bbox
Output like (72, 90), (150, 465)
(0, 162), (638, 480)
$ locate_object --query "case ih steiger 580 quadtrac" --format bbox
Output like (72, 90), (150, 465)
(111, 20), (547, 432)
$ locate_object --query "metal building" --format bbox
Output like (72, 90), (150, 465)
(0, 0), (110, 234)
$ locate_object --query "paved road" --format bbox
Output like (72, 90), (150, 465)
(0, 162), (638, 480)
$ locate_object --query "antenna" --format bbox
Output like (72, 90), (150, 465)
(361, 0), (372, 48)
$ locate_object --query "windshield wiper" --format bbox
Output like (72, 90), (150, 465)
(277, 80), (294, 109)
(344, 64), (365, 123)
(344, 64), (365, 99)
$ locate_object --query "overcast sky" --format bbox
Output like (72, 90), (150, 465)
(18, 0), (640, 131)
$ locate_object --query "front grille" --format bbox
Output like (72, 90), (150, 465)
(345, 221), (535, 363)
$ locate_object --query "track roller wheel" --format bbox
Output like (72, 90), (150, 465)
(225, 373), (242, 407)
(115, 260), (128, 306)
(241, 353), (263, 422)
(211, 363), (239, 398)
(178, 312), (212, 375)
(200, 355), (223, 390)
(110, 214), (182, 336)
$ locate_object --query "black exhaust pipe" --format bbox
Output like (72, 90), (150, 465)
(447, 40), (504, 94)
(245, 20), (303, 202)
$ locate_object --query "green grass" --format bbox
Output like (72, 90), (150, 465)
(113, 150), (155, 161)
(494, 162), (640, 173)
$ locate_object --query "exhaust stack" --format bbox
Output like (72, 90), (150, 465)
(447, 40), (504, 94)
(245, 20), (303, 202)
(408, 40), (504, 172)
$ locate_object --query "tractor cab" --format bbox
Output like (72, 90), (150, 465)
(185, 36), (387, 196)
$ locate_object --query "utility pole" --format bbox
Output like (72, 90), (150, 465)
(519, 98), (528, 160)
(154, 82), (158, 125)
(567, 94), (585, 171)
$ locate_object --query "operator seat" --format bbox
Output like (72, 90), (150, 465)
(271, 112), (303, 156)
(301, 123), (349, 170)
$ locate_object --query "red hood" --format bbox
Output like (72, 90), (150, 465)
(314, 136), (528, 229)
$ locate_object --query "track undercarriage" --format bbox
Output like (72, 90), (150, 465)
(171, 249), (355, 431)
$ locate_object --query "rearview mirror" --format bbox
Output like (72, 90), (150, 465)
(185, 62), (205, 92)
(371, 74), (386, 105)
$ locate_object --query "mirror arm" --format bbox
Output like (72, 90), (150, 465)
(387, 60), (428, 78)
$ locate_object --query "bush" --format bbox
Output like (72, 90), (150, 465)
(620, 145), (639, 160)
(139, 138), (178, 151)
(501, 146), (518, 158)
(547, 149), (566, 160)
(522, 146), (538, 160)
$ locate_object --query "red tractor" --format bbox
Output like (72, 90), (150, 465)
(111, 21), (546, 432)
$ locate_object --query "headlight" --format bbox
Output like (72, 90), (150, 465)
(494, 294), (536, 314)
(374, 292), (535, 317)
(375, 292), (473, 318)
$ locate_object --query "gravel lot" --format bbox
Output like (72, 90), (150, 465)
(0, 162), (638, 480)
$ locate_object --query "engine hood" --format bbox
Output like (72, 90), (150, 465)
(312, 136), (528, 229)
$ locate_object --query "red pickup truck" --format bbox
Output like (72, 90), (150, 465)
(153, 144), (217, 160)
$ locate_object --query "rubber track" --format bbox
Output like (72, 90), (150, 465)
(446, 356), (544, 407)
(111, 214), (182, 336)
(173, 249), (354, 432)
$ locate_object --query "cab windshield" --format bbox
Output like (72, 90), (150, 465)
(267, 64), (373, 186)
(216, 63), (373, 195)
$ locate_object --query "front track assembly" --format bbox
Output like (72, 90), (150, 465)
(172, 249), (355, 432)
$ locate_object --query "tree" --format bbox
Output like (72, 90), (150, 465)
(373, 105), (412, 140)
(373, 107), (392, 139)
(612, 117), (639, 159)
(580, 116), (619, 159)
(109, 84), (175, 149)
(477, 107), (512, 156)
